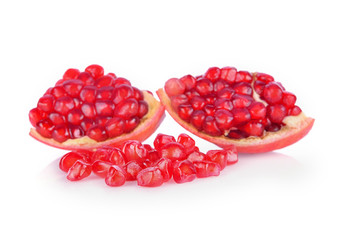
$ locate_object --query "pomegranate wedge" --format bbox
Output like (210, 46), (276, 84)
(29, 65), (165, 150)
(157, 67), (314, 153)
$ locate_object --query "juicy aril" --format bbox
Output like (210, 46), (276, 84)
(157, 66), (314, 153)
(29, 64), (165, 150)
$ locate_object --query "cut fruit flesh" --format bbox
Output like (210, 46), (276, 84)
(30, 91), (165, 150)
(157, 70), (314, 153)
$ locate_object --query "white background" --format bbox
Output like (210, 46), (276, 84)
(1, 0), (343, 239)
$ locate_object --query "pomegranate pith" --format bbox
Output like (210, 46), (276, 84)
(29, 64), (165, 150)
(157, 66), (314, 153)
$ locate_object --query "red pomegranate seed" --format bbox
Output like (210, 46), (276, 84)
(79, 85), (97, 103)
(256, 72), (274, 83)
(233, 82), (253, 95)
(132, 87), (144, 101)
(235, 71), (252, 83)
(241, 121), (264, 137)
(253, 80), (266, 95)
(92, 160), (112, 178)
(80, 103), (96, 119)
(95, 116), (111, 126)
(80, 117), (94, 130)
(153, 133), (176, 150)
(87, 125), (108, 141)
(159, 142), (187, 161)
(137, 167), (164, 187)
(248, 102), (267, 120)
(185, 89), (200, 99)
(171, 94), (189, 110)
(227, 129), (247, 139)
(204, 67), (221, 81)
(94, 75), (114, 88)
(265, 123), (281, 132)
(232, 108), (251, 125)
(137, 100), (148, 118)
(282, 91), (297, 109)
(180, 75), (196, 90)
(50, 86), (67, 98)
(124, 117), (140, 133)
(48, 112), (65, 125)
(217, 87), (235, 99)
(206, 150), (228, 170)
(232, 94), (253, 108)
(69, 125), (85, 139)
(52, 124), (70, 142)
(63, 80), (84, 97)
(164, 78), (186, 97)
(204, 94), (216, 104)
(96, 86), (114, 100)
(29, 108), (44, 126)
(67, 160), (92, 181)
(155, 158), (173, 182)
(186, 150), (208, 162)
(190, 96), (206, 110)
(85, 64), (104, 79)
(78, 72), (95, 85)
(224, 145), (238, 165)
(63, 68), (80, 80)
(112, 77), (131, 87)
(67, 109), (84, 125)
(195, 78), (213, 96)
(177, 133), (196, 155)
(147, 149), (160, 163)
(95, 100), (115, 117)
(124, 161), (143, 180)
(113, 84), (134, 104)
(37, 95), (54, 113)
(214, 98), (233, 110)
(214, 109), (234, 131)
(122, 140), (148, 163)
(220, 67), (237, 83)
(173, 160), (196, 184)
(267, 104), (287, 123)
(213, 80), (229, 92)
(289, 105), (302, 116)
(190, 110), (206, 130)
(59, 151), (89, 172)
(54, 96), (75, 115)
(204, 104), (216, 116)
(178, 104), (194, 122)
(193, 161), (221, 178)
(202, 116), (222, 136)
(113, 98), (138, 119)
(105, 165), (126, 187)
(104, 117), (124, 138)
(108, 148), (126, 166)
(36, 119), (54, 138)
(91, 146), (113, 163)
(263, 82), (284, 104)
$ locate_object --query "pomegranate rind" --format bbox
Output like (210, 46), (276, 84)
(30, 91), (165, 150)
(156, 88), (314, 153)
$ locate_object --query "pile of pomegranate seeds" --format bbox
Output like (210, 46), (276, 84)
(59, 133), (238, 187)
(165, 67), (302, 139)
(29, 64), (149, 142)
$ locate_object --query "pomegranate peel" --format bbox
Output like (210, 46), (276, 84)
(156, 68), (314, 153)
(30, 91), (165, 150)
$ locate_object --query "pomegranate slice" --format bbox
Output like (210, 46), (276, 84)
(157, 67), (314, 153)
(29, 65), (165, 150)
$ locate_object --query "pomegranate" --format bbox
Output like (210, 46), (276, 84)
(58, 133), (238, 187)
(29, 64), (165, 150)
(157, 67), (314, 153)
